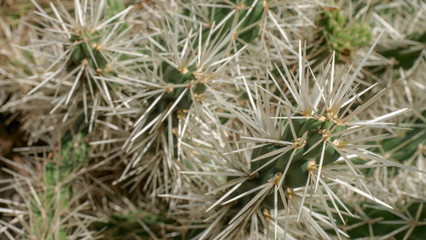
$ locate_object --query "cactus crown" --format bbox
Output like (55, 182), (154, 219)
(318, 7), (371, 60)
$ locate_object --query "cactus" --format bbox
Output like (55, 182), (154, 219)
(185, 0), (264, 46)
(232, 115), (346, 209)
(0, 118), (93, 239)
(1, 1), (425, 239)
(317, 7), (371, 60)
(151, 0), (265, 117)
(91, 208), (204, 239)
(66, 0), (128, 75)
(22, 0), (136, 128)
(351, 110), (426, 177)
(172, 40), (418, 238)
(379, 111), (426, 163)
(30, 124), (89, 239)
(342, 202), (426, 239)
(210, 0), (264, 45)
(377, 32), (426, 70)
(91, 209), (166, 239)
(66, 33), (108, 75)
(119, 0), (267, 197)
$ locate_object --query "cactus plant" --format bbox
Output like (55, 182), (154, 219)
(31, 130), (89, 239)
(23, 0), (138, 127)
(170, 40), (416, 239)
(342, 201), (426, 239)
(0, 123), (94, 239)
(0, 0), (425, 239)
(118, 0), (267, 197)
(317, 6), (371, 61)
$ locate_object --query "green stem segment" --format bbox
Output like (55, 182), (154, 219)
(230, 115), (346, 210)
